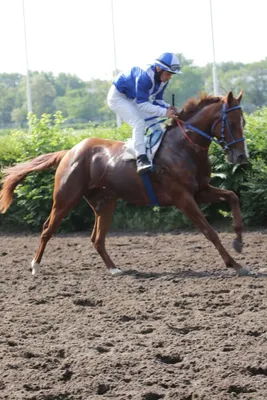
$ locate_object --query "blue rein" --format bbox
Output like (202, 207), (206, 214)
(185, 103), (245, 151)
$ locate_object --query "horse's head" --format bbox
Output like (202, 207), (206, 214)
(210, 91), (248, 164)
(177, 91), (248, 165)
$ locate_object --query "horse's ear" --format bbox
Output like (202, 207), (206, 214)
(225, 91), (234, 105)
(236, 90), (243, 104)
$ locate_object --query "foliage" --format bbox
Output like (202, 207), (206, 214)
(1, 56), (267, 129)
(112, 201), (192, 231)
(1, 107), (267, 232)
(207, 107), (267, 226)
(239, 107), (267, 224)
(0, 114), (131, 231)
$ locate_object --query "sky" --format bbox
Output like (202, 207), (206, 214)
(0, 0), (266, 81)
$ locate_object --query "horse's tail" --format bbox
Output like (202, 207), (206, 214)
(0, 150), (68, 213)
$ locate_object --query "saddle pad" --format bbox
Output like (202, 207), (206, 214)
(122, 129), (165, 162)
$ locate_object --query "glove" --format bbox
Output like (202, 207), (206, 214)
(166, 107), (179, 119)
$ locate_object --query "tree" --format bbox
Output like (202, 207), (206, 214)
(166, 67), (205, 108)
(30, 73), (57, 117)
(1, 56), (267, 128)
(0, 73), (24, 125)
(11, 107), (27, 127)
(54, 73), (85, 96)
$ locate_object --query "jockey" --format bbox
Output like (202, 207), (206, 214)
(107, 52), (181, 174)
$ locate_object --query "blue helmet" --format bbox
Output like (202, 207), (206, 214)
(155, 52), (181, 74)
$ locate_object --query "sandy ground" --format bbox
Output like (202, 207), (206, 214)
(1, 230), (267, 400)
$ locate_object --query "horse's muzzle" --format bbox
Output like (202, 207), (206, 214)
(236, 152), (248, 164)
(227, 150), (248, 165)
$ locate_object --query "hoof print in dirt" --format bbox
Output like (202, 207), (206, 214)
(23, 351), (39, 359)
(156, 353), (183, 364)
(73, 298), (102, 307)
(119, 314), (136, 322)
(56, 348), (65, 358)
(59, 368), (73, 381)
(227, 384), (256, 394)
(7, 340), (17, 347)
(246, 330), (263, 337)
(23, 383), (40, 392)
(37, 394), (71, 400)
(97, 383), (110, 395)
(95, 345), (110, 354)
(142, 392), (164, 400)
(222, 344), (235, 352)
(139, 327), (154, 334)
(247, 365), (267, 376)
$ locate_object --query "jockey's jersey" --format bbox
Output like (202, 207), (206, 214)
(113, 65), (170, 117)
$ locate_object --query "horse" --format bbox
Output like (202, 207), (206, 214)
(0, 90), (249, 276)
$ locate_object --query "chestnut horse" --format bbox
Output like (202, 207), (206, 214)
(0, 91), (249, 276)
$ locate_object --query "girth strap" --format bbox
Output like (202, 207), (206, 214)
(140, 173), (159, 206)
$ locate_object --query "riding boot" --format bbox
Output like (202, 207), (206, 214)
(136, 154), (151, 175)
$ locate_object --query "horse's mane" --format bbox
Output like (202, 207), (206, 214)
(166, 93), (223, 130)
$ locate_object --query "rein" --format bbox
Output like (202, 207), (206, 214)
(176, 119), (209, 151)
(177, 103), (245, 151)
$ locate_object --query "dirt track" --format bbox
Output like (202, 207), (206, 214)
(1, 230), (267, 400)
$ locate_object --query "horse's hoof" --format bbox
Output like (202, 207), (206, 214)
(31, 260), (40, 276)
(236, 267), (253, 277)
(109, 267), (122, 276)
(232, 239), (243, 253)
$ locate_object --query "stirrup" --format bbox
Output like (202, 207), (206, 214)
(137, 164), (151, 175)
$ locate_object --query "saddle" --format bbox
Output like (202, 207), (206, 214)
(122, 129), (166, 162)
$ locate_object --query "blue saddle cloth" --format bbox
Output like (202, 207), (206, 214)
(145, 129), (164, 150)
(140, 118), (167, 206)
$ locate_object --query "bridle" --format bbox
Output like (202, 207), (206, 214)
(181, 103), (245, 151)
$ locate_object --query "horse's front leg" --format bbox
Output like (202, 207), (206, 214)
(172, 190), (249, 276)
(195, 185), (243, 253)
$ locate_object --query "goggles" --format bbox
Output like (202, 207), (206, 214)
(156, 59), (181, 73)
(168, 64), (181, 72)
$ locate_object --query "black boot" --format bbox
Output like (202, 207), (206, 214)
(136, 154), (151, 175)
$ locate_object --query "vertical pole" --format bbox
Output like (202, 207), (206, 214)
(209, 0), (219, 95)
(111, 0), (121, 126)
(22, 0), (32, 115)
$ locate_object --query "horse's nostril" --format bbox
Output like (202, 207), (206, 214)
(237, 153), (247, 164)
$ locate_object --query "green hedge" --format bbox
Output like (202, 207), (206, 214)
(209, 107), (267, 226)
(1, 108), (267, 232)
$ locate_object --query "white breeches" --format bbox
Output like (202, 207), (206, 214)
(107, 84), (162, 157)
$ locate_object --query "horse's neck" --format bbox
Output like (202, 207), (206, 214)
(161, 127), (211, 185)
(165, 126), (210, 159)
(186, 106), (214, 131)
(180, 105), (219, 149)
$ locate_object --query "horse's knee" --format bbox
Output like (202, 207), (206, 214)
(41, 228), (53, 242)
(42, 219), (50, 230)
(227, 191), (239, 205)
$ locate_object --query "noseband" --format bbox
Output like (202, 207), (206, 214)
(184, 103), (245, 151)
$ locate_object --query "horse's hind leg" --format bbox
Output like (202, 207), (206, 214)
(31, 195), (81, 275)
(85, 192), (120, 275)
(31, 164), (85, 275)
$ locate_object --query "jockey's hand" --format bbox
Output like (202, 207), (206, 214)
(166, 107), (179, 119)
(169, 105), (179, 113)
